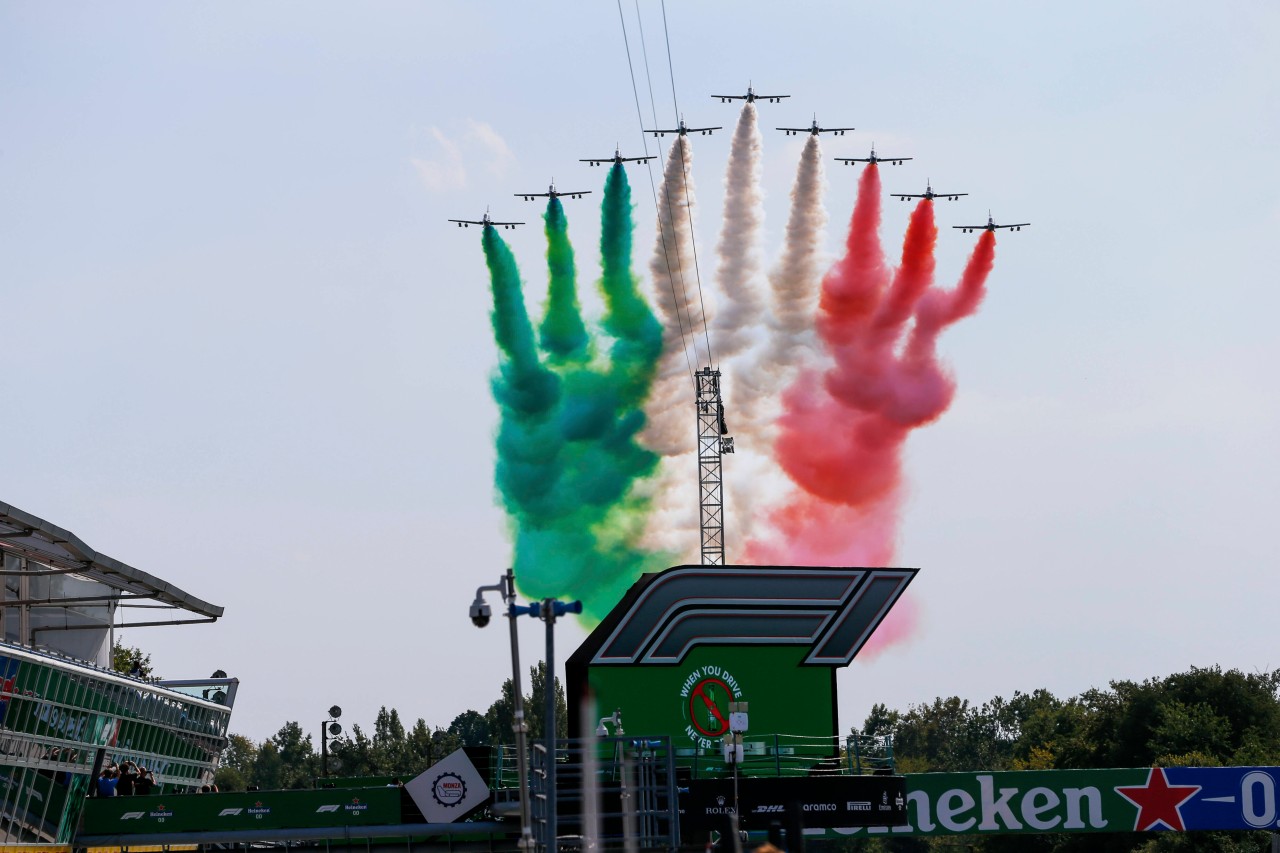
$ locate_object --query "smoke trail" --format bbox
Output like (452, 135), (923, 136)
(642, 136), (704, 456)
(748, 169), (997, 657)
(539, 197), (590, 365)
(637, 137), (705, 561)
(483, 228), (564, 520)
(763, 133), (828, 375)
(711, 103), (765, 359)
(488, 166), (669, 622)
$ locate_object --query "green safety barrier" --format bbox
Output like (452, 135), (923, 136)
(81, 786), (402, 835)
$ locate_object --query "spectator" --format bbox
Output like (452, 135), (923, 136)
(135, 767), (155, 796)
(117, 761), (138, 796)
(97, 767), (119, 798)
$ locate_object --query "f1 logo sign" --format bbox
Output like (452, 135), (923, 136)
(316, 804), (340, 813)
(120, 811), (146, 820)
(219, 808), (244, 817)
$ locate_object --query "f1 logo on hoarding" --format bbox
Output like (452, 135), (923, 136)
(316, 804), (341, 813)
(120, 811), (146, 820)
(219, 808), (244, 817)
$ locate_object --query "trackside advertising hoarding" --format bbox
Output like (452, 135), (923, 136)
(81, 787), (402, 835)
(815, 767), (1280, 838)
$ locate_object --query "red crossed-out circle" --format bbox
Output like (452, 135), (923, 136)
(686, 677), (735, 737)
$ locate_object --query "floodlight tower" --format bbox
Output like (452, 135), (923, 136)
(695, 367), (734, 565)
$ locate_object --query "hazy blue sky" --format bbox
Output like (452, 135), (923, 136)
(2, 1), (1277, 743)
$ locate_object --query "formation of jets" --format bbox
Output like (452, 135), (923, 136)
(891, 180), (967, 202)
(580, 147), (655, 167)
(450, 83), (1027, 235)
(645, 117), (722, 138)
(515, 181), (590, 202)
(954, 212), (1029, 233)
(835, 145), (911, 167)
(777, 115), (854, 136)
(448, 209), (523, 230)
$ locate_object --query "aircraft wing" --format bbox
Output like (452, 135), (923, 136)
(996, 223), (1029, 230)
(776, 127), (809, 133)
(622, 155), (655, 163)
(835, 157), (872, 163)
(712, 94), (747, 101)
(821, 127), (856, 134)
(890, 193), (924, 199)
(516, 193), (551, 198)
(686, 125), (721, 134)
(938, 192), (969, 200)
(490, 220), (524, 227)
(448, 219), (482, 225)
(645, 128), (677, 136)
(757, 94), (789, 101)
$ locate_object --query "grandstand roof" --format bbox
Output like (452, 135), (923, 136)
(0, 500), (223, 620)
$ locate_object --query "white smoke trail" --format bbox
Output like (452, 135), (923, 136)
(725, 134), (830, 555)
(711, 103), (765, 359)
(765, 133), (828, 376)
(639, 136), (704, 561)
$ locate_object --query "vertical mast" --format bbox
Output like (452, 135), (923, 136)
(695, 367), (734, 565)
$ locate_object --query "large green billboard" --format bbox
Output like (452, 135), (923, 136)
(567, 565), (915, 777)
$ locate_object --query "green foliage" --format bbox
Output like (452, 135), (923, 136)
(111, 638), (157, 679)
(854, 667), (1280, 853)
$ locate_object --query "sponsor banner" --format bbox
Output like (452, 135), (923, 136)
(81, 787), (401, 834)
(814, 767), (1280, 838)
(682, 775), (908, 834)
(405, 748), (491, 823)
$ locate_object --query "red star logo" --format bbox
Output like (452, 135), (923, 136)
(1115, 767), (1201, 831)
(254, 801), (263, 808)
(351, 798), (361, 805)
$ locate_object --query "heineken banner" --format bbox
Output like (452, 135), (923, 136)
(820, 768), (1280, 838)
(81, 786), (402, 835)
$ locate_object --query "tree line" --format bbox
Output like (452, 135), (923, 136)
(210, 661), (566, 791)
(850, 665), (1280, 853)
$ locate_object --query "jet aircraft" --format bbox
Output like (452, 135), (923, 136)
(891, 180), (967, 202)
(954, 212), (1029, 233)
(645, 117), (722, 138)
(777, 116), (854, 136)
(515, 181), (590, 201)
(712, 84), (789, 104)
(834, 144), (912, 167)
(448, 209), (524, 230)
(580, 147), (656, 167)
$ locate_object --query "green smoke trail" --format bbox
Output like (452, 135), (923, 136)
(538, 198), (590, 365)
(483, 165), (669, 622)
(483, 228), (565, 519)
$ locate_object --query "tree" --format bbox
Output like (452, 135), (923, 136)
(448, 710), (491, 746)
(111, 639), (157, 679)
(526, 660), (567, 741)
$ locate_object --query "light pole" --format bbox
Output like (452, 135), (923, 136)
(472, 569), (535, 853)
(508, 597), (582, 853)
(320, 706), (341, 778)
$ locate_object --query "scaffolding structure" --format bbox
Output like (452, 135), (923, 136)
(695, 368), (733, 565)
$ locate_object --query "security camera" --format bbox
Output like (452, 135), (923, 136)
(470, 598), (492, 628)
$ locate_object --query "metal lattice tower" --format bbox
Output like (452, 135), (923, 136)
(695, 368), (734, 565)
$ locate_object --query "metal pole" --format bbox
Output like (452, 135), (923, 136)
(543, 599), (557, 853)
(321, 722), (328, 777)
(504, 570), (535, 853)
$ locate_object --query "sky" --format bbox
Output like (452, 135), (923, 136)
(2, 1), (1278, 745)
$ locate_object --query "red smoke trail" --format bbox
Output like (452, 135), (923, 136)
(747, 164), (997, 658)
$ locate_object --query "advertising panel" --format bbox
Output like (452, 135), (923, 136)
(682, 775), (908, 834)
(818, 767), (1280, 838)
(81, 786), (402, 835)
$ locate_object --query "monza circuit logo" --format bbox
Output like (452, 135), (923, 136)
(432, 771), (467, 807)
